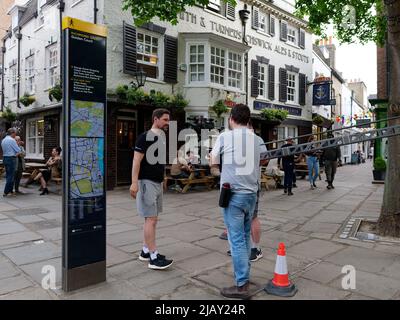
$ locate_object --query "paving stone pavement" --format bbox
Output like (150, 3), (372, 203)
(0, 161), (399, 300)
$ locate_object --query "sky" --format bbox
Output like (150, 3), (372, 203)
(335, 42), (377, 95)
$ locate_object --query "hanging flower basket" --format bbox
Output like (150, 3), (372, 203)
(260, 108), (288, 124)
(49, 84), (62, 102)
(312, 114), (324, 126)
(19, 93), (36, 107)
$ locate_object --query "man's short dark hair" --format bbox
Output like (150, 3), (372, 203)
(152, 108), (170, 122)
(230, 104), (251, 126)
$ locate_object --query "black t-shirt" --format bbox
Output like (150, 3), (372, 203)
(134, 131), (165, 183)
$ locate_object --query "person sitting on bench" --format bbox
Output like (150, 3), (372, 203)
(170, 150), (192, 179)
(34, 147), (62, 195)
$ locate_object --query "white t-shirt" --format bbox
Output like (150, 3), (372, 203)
(211, 128), (267, 193)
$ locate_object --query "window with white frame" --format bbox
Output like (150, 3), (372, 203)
(258, 13), (268, 33)
(277, 126), (297, 147)
(210, 46), (225, 85)
(258, 64), (268, 98)
(189, 44), (205, 82)
(10, 65), (17, 99)
(228, 51), (242, 89)
(207, 0), (222, 13)
(47, 45), (58, 88)
(27, 119), (44, 158)
(37, 0), (46, 27)
(137, 31), (160, 79)
(25, 56), (35, 94)
(287, 25), (297, 45)
(287, 71), (297, 103)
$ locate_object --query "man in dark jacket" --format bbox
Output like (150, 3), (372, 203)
(278, 137), (295, 196)
(322, 134), (341, 189)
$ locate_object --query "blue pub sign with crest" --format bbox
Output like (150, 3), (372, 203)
(313, 82), (331, 105)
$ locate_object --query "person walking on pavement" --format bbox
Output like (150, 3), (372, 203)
(306, 135), (320, 189)
(322, 134), (341, 189)
(13, 136), (26, 194)
(225, 121), (268, 262)
(210, 104), (267, 299)
(278, 137), (295, 196)
(1, 128), (21, 197)
(130, 108), (173, 270)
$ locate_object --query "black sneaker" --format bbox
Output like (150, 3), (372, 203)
(331, 185), (335, 189)
(227, 250), (231, 256)
(148, 254), (173, 270)
(283, 189), (287, 194)
(313, 182), (317, 188)
(250, 248), (263, 262)
(139, 250), (150, 261)
(327, 185), (332, 190)
(288, 191), (294, 196)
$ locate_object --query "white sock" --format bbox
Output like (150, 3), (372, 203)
(252, 241), (259, 250)
(142, 246), (149, 254)
(150, 251), (159, 260)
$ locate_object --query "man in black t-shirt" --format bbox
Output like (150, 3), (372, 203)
(130, 108), (173, 270)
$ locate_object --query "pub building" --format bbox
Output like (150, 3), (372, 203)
(1, 0), (313, 189)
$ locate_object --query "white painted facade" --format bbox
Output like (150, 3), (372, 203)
(104, 0), (313, 129)
(2, 0), (313, 162)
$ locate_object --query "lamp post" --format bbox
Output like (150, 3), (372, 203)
(239, 4), (250, 106)
(130, 68), (147, 90)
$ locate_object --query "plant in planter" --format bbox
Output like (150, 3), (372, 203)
(148, 90), (171, 109)
(211, 100), (229, 118)
(126, 87), (146, 105)
(260, 108), (288, 124)
(0, 107), (17, 123)
(312, 114), (324, 126)
(115, 84), (129, 100)
(19, 93), (36, 107)
(48, 84), (62, 102)
(373, 157), (387, 181)
(170, 93), (188, 111)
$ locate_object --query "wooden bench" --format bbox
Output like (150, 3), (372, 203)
(164, 174), (215, 193)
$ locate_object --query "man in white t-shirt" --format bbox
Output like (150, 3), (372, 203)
(210, 104), (267, 299)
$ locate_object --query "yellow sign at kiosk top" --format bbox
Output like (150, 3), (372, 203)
(62, 17), (107, 37)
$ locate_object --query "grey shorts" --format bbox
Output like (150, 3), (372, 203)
(136, 179), (163, 218)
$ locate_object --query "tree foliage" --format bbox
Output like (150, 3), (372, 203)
(122, 0), (236, 26)
(294, 0), (387, 46)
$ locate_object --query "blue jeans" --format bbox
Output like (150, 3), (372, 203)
(307, 156), (319, 184)
(222, 192), (257, 286)
(3, 156), (16, 195)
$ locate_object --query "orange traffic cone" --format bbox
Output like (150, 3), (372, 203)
(265, 243), (297, 297)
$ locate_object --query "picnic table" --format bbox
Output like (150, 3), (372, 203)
(164, 167), (215, 193)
